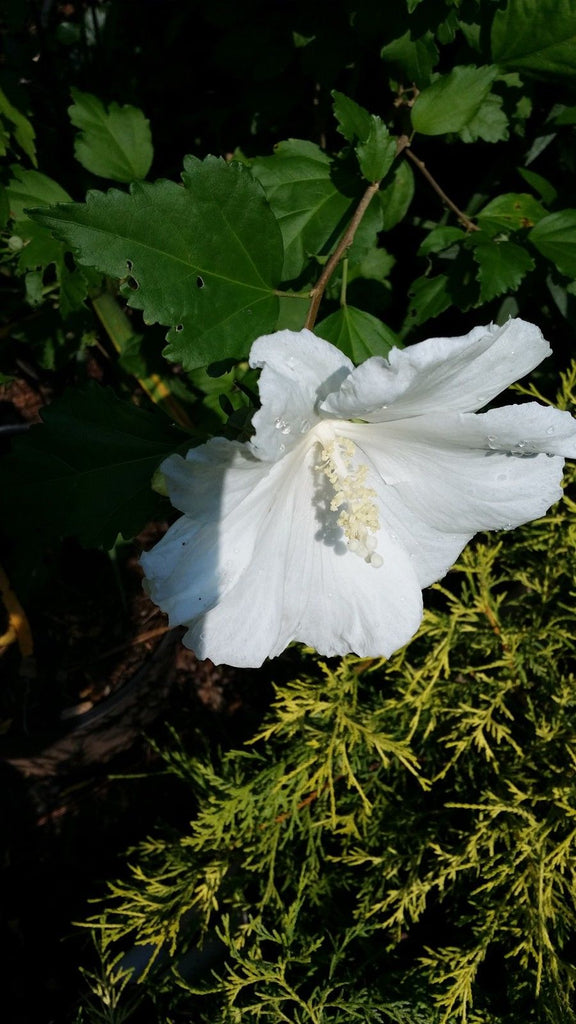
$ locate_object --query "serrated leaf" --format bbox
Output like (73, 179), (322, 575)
(1, 384), (187, 548)
(378, 161), (414, 231)
(0, 87), (36, 165)
(492, 0), (576, 77)
(331, 92), (372, 143)
(68, 88), (154, 182)
(476, 192), (547, 235)
(459, 93), (509, 143)
(405, 274), (450, 327)
(31, 156), (284, 369)
(316, 306), (400, 362)
(412, 65), (498, 135)
(530, 209), (576, 277)
(252, 140), (352, 280)
(380, 30), (438, 88)
(356, 117), (396, 182)
(473, 237), (534, 301)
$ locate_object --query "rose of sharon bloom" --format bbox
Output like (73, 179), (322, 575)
(141, 319), (576, 668)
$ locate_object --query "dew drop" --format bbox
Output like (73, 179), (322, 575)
(300, 419), (310, 434)
(546, 426), (554, 435)
(274, 417), (286, 430)
(510, 439), (536, 456)
(278, 443), (286, 453)
(281, 424), (291, 435)
(487, 435), (498, 450)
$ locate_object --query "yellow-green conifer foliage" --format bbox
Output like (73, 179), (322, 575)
(82, 368), (576, 1024)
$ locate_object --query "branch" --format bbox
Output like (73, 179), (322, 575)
(304, 180), (381, 330)
(404, 146), (479, 233)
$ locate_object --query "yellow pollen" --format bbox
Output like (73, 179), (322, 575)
(316, 437), (383, 568)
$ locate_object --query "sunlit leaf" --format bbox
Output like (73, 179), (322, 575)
(31, 156), (284, 369)
(316, 305), (400, 362)
(252, 140), (352, 280)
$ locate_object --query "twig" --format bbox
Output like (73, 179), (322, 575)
(404, 147), (479, 233)
(67, 623), (172, 671)
(304, 180), (381, 330)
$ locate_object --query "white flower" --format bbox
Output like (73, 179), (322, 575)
(141, 319), (576, 668)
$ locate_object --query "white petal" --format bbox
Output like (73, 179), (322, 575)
(170, 436), (423, 666)
(321, 319), (550, 421)
(249, 329), (353, 461)
(141, 440), (279, 630)
(344, 404), (572, 587)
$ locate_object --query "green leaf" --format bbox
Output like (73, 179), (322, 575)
(1, 384), (187, 548)
(356, 117), (397, 182)
(6, 167), (93, 314)
(473, 237), (534, 301)
(378, 161), (414, 231)
(252, 140), (352, 280)
(7, 167), (71, 221)
(411, 65), (498, 135)
(0, 87), (37, 165)
(530, 210), (576, 277)
(404, 274), (450, 327)
(0, 184), (9, 229)
(331, 92), (372, 143)
(418, 226), (465, 256)
(30, 156), (284, 369)
(553, 104), (576, 124)
(476, 192), (547, 236)
(380, 30), (439, 88)
(68, 88), (154, 182)
(459, 93), (509, 143)
(492, 0), (576, 77)
(349, 247), (395, 283)
(316, 306), (400, 362)
(517, 167), (558, 205)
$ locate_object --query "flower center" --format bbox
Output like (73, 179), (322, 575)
(315, 429), (383, 568)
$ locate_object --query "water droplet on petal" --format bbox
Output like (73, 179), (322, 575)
(546, 426), (554, 435)
(487, 435), (498, 450)
(300, 419), (310, 434)
(281, 424), (291, 435)
(278, 443), (286, 453)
